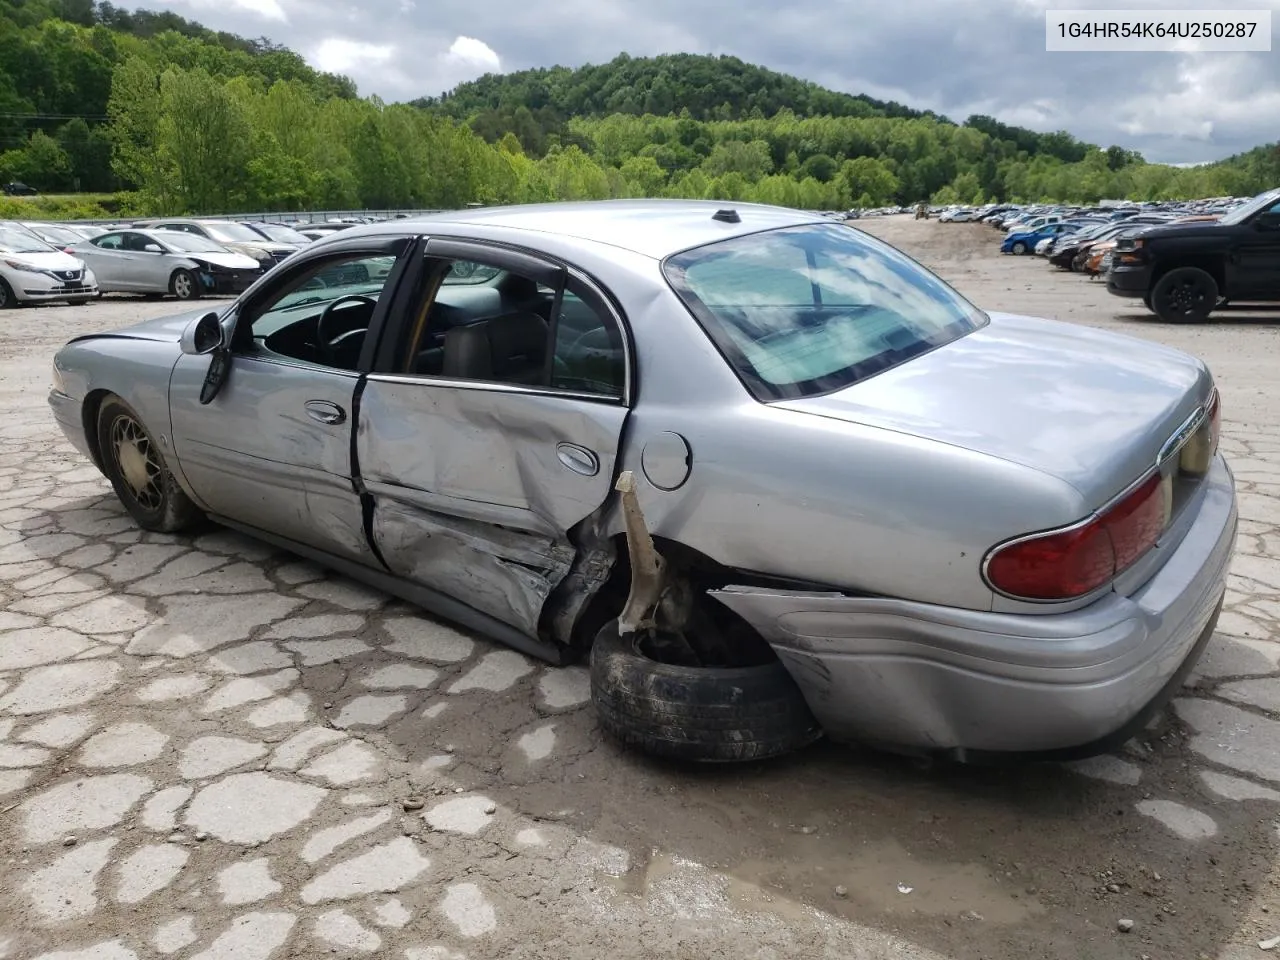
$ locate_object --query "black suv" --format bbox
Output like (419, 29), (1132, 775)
(1107, 186), (1280, 322)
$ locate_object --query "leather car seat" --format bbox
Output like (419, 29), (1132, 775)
(442, 312), (549, 384)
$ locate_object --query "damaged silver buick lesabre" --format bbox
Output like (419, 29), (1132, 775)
(48, 200), (1237, 764)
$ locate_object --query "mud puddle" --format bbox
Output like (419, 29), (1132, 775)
(602, 837), (1040, 926)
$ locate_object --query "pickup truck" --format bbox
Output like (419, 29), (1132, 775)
(1107, 186), (1280, 322)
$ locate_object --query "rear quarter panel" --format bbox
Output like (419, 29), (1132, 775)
(557, 256), (1088, 613)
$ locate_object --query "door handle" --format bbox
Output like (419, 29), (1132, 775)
(556, 442), (599, 476)
(304, 400), (346, 425)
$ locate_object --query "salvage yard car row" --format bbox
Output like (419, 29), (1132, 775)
(0, 215), (411, 307)
(937, 189), (1280, 324)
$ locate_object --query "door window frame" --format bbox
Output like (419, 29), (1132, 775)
(366, 236), (635, 407)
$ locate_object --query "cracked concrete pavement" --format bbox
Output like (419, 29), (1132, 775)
(1, 216), (1279, 960)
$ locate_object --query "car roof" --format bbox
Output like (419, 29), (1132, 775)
(319, 199), (828, 260)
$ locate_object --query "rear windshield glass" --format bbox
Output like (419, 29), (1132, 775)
(663, 222), (987, 401)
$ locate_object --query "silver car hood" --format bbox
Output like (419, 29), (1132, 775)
(189, 251), (261, 270)
(69, 308), (213, 345)
(776, 311), (1210, 507)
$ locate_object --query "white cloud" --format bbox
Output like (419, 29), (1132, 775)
(312, 38), (395, 74)
(444, 36), (501, 75)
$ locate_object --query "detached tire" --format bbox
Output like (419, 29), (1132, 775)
(589, 619), (822, 763)
(1151, 267), (1218, 323)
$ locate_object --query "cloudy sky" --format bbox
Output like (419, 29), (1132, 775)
(133, 0), (1279, 164)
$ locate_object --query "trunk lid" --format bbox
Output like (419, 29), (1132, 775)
(776, 312), (1211, 507)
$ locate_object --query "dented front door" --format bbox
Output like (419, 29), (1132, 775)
(354, 379), (627, 637)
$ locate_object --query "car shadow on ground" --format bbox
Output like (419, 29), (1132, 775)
(9, 496), (1277, 960)
(1115, 308), (1280, 328)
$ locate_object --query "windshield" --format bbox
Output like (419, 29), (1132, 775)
(154, 231), (227, 253)
(254, 223), (309, 244)
(1219, 188), (1280, 226)
(0, 227), (54, 255)
(27, 224), (81, 245)
(663, 223), (988, 402)
(203, 222), (265, 243)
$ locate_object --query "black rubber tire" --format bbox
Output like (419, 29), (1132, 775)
(0, 277), (16, 309)
(1010, 241), (1027, 255)
(1151, 267), (1218, 323)
(589, 619), (823, 763)
(1142, 293), (1154, 312)
(96, 395), (202, 533)
(170, 268), (202, 301)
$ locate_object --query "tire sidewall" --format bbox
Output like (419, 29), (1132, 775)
(171, 269), (201, 300)
(0, 277), (16, 309)
(588, 619), (822, 763)
(97, 396), (187, 531)
(1152, 268), (1217, 323)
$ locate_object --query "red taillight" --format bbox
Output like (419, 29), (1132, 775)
(985, 473), (1167, 601)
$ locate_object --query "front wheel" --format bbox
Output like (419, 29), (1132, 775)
(0, 277), (17, 309)
(589, 619), (822, 763)
(170, 268), (202, 301)
(96, 395), (202, 532)
(1151, 267), (1218, 323)
(1010, 241), (1028, 255)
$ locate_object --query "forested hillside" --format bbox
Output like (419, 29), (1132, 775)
(0, 0), (1276, 217)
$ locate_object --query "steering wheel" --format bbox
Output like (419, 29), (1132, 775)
(316, 295), (377, 365)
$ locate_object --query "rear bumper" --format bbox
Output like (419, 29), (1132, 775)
(711, 455), (1237, 757)
(1107, 263), (1152, 298)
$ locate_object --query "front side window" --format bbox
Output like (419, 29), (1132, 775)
(663, 223), (987, 401)
(92, 233), (124, 250)
(238, 253), (401, 370)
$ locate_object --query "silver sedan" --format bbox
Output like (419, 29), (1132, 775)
(70, 228), (264, 300)
(47, 200), (1236, 764)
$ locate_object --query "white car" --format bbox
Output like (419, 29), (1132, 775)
(1006, 214), (1062, 234)
(1034, 237), (1055, 255)
(71, 228), (264, 300)
(0, 226), (98, 308)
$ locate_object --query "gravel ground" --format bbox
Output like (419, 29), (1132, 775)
(0, 215), (1278, 960)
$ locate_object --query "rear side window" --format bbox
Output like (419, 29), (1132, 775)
(663, 223), (987, 402)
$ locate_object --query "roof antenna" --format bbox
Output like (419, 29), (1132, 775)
(712, 208), (740, 223)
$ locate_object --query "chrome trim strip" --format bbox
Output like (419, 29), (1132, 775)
(364, 372), (626, 406)
(1157, 404), (1208, 467)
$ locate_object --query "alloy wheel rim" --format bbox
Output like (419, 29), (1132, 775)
(111, 415), (163, 510)
(175, 274), (192, 298)
(1166, 279), (1206, 315)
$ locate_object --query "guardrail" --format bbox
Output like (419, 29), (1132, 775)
(32, 208), (468, 227)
